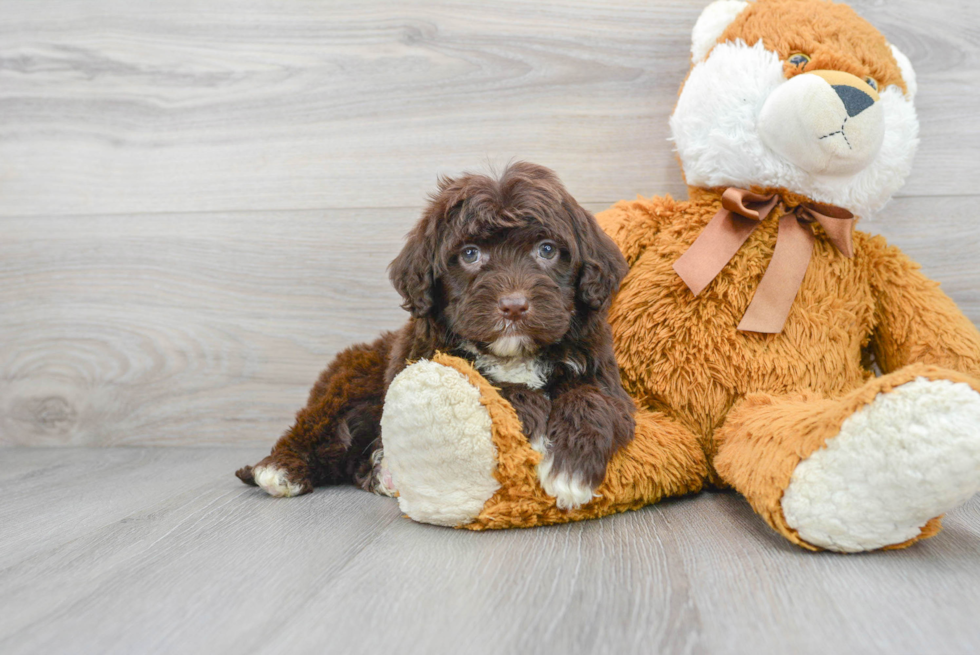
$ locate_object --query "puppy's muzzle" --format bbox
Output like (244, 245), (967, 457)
(498, 294), (529, 321)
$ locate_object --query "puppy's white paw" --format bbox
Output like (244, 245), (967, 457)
(536, 452), (598, 511)
(252, 464), (306, 498)
(371, 449), (398, 498)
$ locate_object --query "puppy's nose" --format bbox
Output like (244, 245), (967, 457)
(498, 295), (529, 321)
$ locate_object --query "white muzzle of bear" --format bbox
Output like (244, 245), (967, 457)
(758, 70), (884, 176)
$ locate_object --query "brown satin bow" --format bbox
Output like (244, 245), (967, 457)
(673, 188), (855, 334)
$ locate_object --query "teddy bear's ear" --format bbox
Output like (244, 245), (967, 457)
(691, 0), (750, 63)
(888, 43), (917, 101)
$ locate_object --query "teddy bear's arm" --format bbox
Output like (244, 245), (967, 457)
(867, 235), (980, 378)
(595, 196), (678, 266)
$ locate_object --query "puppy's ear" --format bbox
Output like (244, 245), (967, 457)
(567, 200), (629, 311)
(388, 222), (436, 318)
(388, 177), (460, 318)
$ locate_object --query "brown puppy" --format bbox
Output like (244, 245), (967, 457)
(236, 162), (634, 510)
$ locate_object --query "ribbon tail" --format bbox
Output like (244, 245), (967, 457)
(814, 215), (855, 258)
(674, 208), (759, 296)
(738, 215), (815, 333)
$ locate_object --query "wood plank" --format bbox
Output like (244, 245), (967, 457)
(2, 195), (978, 447)
(1, 448), (979, 654)
(0, 448), (405, 655)
(0, 208), (412, 446)
(0, 447), (264, 569)
(1, 0), (977, 218)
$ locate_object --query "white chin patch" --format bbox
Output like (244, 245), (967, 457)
(781, 378), (980, 552)
(671, 40), (918, 217)
(473, 353), (551, 389)
(536, 453), (597, 511)
(252, 465), (305, 498)
(489, 334), (532, 357)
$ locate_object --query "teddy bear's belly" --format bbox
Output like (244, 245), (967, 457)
(609, 239), (875, 442)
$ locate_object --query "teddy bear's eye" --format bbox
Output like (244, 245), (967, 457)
(865, 77), (878, 91)
(788, 53), (811, 68)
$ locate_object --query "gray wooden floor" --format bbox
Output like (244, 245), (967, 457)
(3, 1), (980, 653)
(2, 448), (979, 655)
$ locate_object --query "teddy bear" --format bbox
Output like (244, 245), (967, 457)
(376, 0), (980, 552)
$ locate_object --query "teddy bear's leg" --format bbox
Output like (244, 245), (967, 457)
(714, 365), (980, 552)
(381, 354), (707, 529)
(380, 357), (503, 527)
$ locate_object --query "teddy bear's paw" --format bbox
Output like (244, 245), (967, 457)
(782, 377), (980, 552)
(532, 437), (599, 511)
(247, 457), (312, 498)
(381, 360), (500, 526)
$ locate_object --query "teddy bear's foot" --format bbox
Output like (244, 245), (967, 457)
(781, 378), (980, 552)
(381, 359), (501, 527)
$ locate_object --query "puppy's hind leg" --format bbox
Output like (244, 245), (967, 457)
(237, 333), (393, 497)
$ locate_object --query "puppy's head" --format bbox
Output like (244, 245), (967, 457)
(389, 162), (627, 357)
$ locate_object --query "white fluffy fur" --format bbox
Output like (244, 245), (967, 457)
(690, 0), (749, 63)
(380, 360), (500, 527)
(489, 334), (531, 357)
(782, 378), (980, 552)
(252, 464), (305, 498)
(889, 43), (917, 100)
(671, 40), (919, 218)
(473, 352), (552, 390)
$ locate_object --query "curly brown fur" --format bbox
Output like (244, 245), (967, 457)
(237, 162), (635, 503)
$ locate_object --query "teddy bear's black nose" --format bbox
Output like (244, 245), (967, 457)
(833, 84), (875, 117)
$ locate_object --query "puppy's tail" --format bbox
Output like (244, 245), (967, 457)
(235, 465), (257, 486)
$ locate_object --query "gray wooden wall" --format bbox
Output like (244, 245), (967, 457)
(2, 0), (978, 447)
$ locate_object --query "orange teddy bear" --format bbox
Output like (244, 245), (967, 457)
(377, 0), (980, 552)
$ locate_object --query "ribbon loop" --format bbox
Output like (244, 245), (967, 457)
(673, 188), (855, 333)
(721, 188), (779, 220)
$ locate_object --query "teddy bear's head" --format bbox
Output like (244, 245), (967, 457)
(670, 0), (918, 217)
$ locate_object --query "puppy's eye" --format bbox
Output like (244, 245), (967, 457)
(865, 76), (878, 91)
(460, 245), (481, 265)
(788, 53), (810, 68)
(537, 241), (558, 260)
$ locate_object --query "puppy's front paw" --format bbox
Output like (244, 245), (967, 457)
(533, 440), (598, 511)
(249, 457), (311, 498)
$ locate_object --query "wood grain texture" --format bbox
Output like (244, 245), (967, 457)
(0, 208), (411, 446)
(1, 0), (978, 448)
(1, 448), (979, 655)
(2, 195), (978, 447)
(0, 0), (978, 218)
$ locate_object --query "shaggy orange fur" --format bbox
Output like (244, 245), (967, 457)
(446, 187), (980, 548)
(426, 354), (707, 531)
(718, 0), (907, 93)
